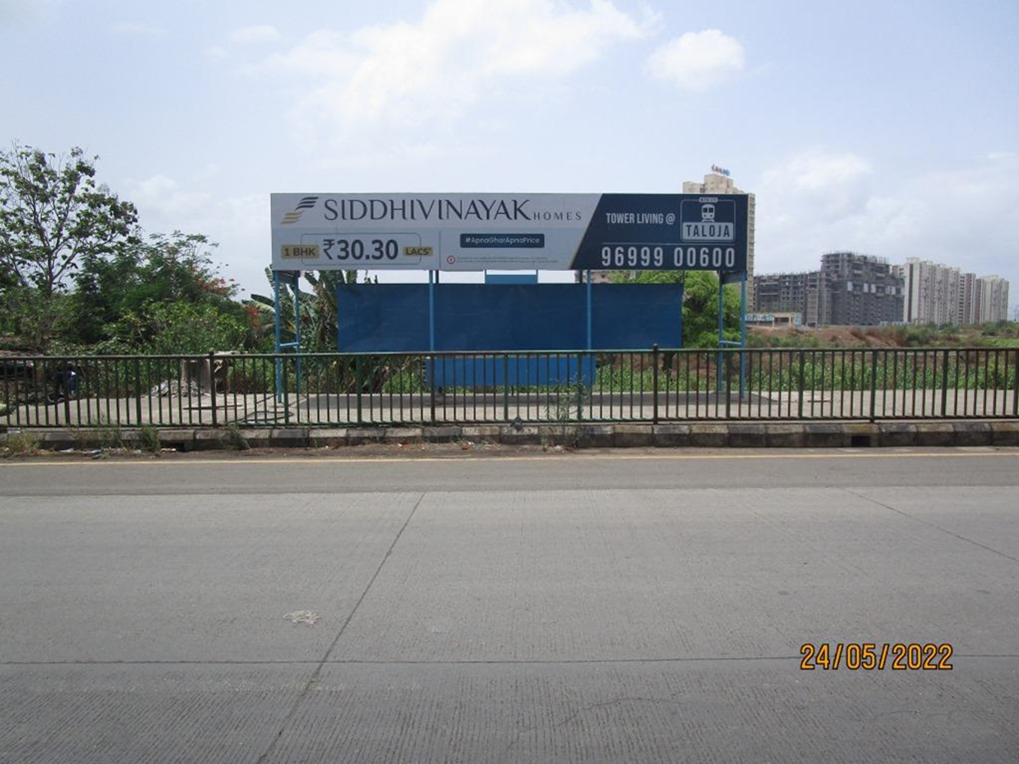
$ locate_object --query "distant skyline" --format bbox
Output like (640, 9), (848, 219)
(1, 0), (1016, 311)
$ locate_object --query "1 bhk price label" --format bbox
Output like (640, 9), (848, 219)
(281, 244), (319, 260)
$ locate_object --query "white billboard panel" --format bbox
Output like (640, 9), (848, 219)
(270, 193), (749, 272)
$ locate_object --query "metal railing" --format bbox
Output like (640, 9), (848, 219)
(1, 347), (1017, 429)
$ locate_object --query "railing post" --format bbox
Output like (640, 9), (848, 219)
(208, 353), (218, 428)
(1012, 349), (1019, 418)
(797, 350), (805, 420)
(282, 355), (290, 426)
(355, 355), (363, 425)
(869, 349), (878, 423)
(502, 353), (509, 422)
(725, 350), (732, 420)
(62, 362), (72, 427)
(576, 352), (583, 421)
(429, 356), (436, 424)
(941, 349), (950, 418)
(652, 344), (660, 424)
(135, 357), (144, 427)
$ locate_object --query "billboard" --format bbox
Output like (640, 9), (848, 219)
(271, 193), (749, 272)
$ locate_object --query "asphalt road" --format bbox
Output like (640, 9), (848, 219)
(1, 448), (1017, 763)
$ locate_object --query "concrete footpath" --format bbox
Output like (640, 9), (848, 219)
(0, 450), (1017, 762)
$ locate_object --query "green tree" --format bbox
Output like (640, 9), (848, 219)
(0, 144), (138, 348)
(62, 231), (246, 349)
(102, 301), (249, 355)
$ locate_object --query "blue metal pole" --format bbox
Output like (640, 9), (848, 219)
(273, 270), (283, 401)
(428, 271), (436, 352)
(585, 269), (593, 386)
(740, 272), (747, 399)
(292, 272), (302, 396)
(428, 270), (437, 400)
(717, 271), (725, 394)
(585, 270), (592, 350)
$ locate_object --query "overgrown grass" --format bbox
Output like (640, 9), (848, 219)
(95, 417), (124, 448)
(3, 431), (40, 456)
(138, 425), (161, 453)
(224, 423), (250, 450)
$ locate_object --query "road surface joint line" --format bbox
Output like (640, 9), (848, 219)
(252, 491), (425, 764)
(4, 654), (1017, 667)
(843, 487), (1019, 564)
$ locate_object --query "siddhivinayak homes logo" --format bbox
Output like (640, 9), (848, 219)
(280, 196), (320, 225)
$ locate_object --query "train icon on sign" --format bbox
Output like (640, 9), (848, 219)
(680, 199), (735, 243)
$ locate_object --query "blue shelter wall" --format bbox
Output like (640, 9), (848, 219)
(336, 284), (682, 352)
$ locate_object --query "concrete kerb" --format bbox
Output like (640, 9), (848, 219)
(578, 425), (615, 448)
(270, 428), (310, 448)
(614, 424), (654, 448)
(804, 423), (850, 448)
(3, 421), (1018, 452)
(950, 421), (993, 447)
(497, 425), (542, 446)
(914, 422), (958, 448)
(765, 424), (806, 448)
(727, 423), (768, 448)
(687, 424), (729, 448)
(877, 422), (916, 447)
(344, 427), (387, 446)
(307, 429), (349, 448)
(461, 425), (501, 444)
(652, 424), (691, 448)
(990, 420), (1019, 446)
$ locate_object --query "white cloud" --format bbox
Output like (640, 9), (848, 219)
(756, 150), (1019, 300)
(760, 148), (873, 224)
(112, 21), (163, 38)
(126, 174), (270, 294)
(229, 24), (281, 45)
(257, 0), (657, 154)
(768, 149), (872, 192)
(645, 29), (744, 91)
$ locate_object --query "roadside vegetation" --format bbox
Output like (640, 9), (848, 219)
(1, 141), (1015, 409)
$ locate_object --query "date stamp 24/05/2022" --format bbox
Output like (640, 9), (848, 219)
(800, 643), (953, 671)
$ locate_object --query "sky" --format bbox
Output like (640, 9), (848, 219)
(1, 0), (1017, 311)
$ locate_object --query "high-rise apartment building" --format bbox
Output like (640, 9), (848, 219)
(900, 258), (964, 325)
(898, 258), (1008, 325)
(753, 270), (827, 327)
(974, 276), (1010, 322)
(820, 252), (903, 326)
(682, 170), (756, 306)
(755, 254), (902, 328)
(958, 272), (977, 324)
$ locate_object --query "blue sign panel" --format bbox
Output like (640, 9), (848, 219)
(571, 194), (749, 272)
(337, 284), (683, 352)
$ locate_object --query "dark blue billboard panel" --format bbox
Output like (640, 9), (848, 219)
(571, 193), (749, 273)
(337, 284), (683, 352)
